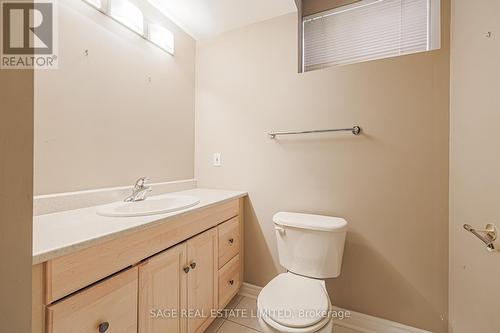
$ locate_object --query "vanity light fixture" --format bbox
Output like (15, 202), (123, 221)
(109, 0), (144, 35)
(148, 23), (174, 54)
(81, 0), (174, 55)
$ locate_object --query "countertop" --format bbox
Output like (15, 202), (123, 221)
(33, 188), (247, 264)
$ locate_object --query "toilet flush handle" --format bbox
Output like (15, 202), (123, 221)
(275, 226), (286, 235)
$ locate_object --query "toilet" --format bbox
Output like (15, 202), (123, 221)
(257, 212), (348, 333)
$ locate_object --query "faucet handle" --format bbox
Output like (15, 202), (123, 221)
(134, 177), (149, 188)
(124, 177), (152, 202)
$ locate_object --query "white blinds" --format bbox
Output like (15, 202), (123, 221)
(303, 0), (431, 71)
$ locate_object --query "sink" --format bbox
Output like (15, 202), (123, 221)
(97, 194), (200, 217)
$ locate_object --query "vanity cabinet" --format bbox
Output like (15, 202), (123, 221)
(33, 197), (244, 333)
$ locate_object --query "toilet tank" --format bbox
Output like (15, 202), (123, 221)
(273, 212), (348, 279)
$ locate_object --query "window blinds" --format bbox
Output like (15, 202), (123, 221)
(303, 0), (430, 71)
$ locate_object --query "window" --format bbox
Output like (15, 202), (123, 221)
(148, 24), (174, 54)
(109, 0), (144, 35)
(303, 0), (440, 71)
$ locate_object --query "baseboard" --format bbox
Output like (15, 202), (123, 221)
(239, 282), (262, 298)
(330, 306), (433, 333)
(238, 283), (432, 333)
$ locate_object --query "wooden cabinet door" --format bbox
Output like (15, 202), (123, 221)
(138, 243), (188, 333)
(186, 229), (218, 333)
(46, 267), (138, 333)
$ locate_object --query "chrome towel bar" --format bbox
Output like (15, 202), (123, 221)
(268, 126), (361, 139)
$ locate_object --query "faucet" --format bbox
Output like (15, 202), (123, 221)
(124, 177), (152, 202)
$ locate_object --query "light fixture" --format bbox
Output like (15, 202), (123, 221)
(109, 0), (144, 35)
(81, 0), (174, 55)
(148, 24), (174, 54)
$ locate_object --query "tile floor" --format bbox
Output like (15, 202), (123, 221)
(206, 295), (360, 333)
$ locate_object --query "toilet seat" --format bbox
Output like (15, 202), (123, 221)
(257, 273), (331, 332)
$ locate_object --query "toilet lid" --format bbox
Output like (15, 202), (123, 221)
(273, 212), (348, 232)
(258, 273), (330, 328)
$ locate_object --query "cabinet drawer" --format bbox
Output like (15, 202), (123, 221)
(218, 217), (240, 268)
(46, 267), (138, 333)
(218, 255), (240, 309)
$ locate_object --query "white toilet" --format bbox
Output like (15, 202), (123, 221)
(257, 212), (348, 333)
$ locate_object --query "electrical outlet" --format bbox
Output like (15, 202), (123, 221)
(213, 153), (222, 167)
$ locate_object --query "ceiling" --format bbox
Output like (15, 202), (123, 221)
(147, 0), (298, 40)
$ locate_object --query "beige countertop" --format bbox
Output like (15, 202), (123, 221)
(33, 188), (247, 265)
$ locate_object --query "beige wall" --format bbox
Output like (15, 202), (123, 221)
(0, 64), (34, 331)
(34, 0), (196, 195)
(449, 1), (500, 332)
(195, 3), (450, 331)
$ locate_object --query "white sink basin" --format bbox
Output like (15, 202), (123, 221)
(97, 194), (200, 217)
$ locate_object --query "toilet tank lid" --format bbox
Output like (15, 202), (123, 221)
(273, 212), (348, 232)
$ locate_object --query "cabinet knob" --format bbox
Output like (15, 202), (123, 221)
(229, 279), (234, 285)
(183, 266), (190, 273)
(190, 262), (197, 269)
(98, 322), (109, 333)
(228, 238), (234, 245)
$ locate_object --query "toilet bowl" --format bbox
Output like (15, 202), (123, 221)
(256, 212), (348, 333)
(257, 273), (333, 333)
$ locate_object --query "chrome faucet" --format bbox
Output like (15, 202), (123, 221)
(124, 177), (152, 202)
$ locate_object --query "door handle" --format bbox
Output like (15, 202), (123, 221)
(190, 262), (197, 269)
